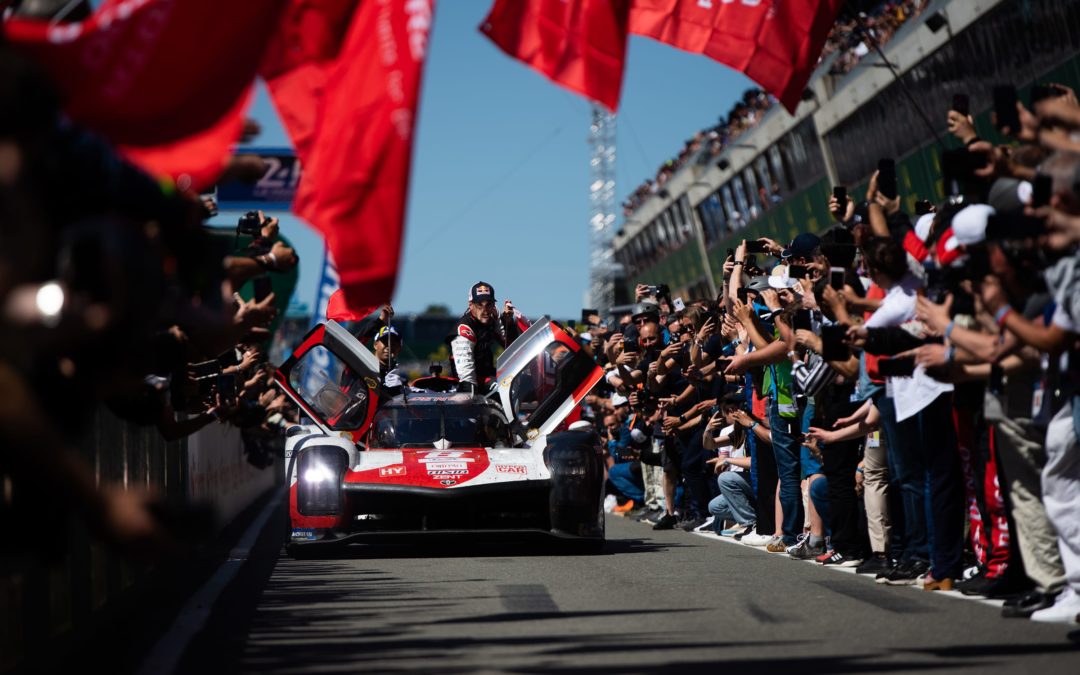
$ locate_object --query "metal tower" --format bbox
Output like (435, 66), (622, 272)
(588, 105), (618, 313)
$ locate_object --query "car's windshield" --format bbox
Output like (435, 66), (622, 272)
(369, 403), (511, 448)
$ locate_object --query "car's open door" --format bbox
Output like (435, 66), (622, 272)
(275, 320), (381, 443)
(495, 317), (603, 441)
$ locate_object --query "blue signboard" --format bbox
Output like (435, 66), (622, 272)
(216, 147), (301, 211)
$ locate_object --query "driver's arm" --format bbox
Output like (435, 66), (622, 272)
(451, 324), (477, 385)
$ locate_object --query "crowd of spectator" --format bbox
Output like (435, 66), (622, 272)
(819, 0), (931, 76)
(0, 43), (300, 560)
(622, 88), (774, 216)
(578, 82), (1080, 625)
(621, 0), (932, 219)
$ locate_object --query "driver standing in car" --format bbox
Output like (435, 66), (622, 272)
(451, 281), (529, 393)
(373, 326), (406, 397)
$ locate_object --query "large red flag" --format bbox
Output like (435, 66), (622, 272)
(3, 0), (288, 189)
(479, 0), (629, 112)
(265, 0), (434, 312)
(628, 0), (844, 113)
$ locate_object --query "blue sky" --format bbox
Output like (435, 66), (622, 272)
(225, 0), (754, 319)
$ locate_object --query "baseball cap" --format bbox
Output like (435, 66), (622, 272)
(746, 275), (772, 292)
(951, 203), (996, 246)
(374, 326), (401, 343)
(468, 281), (496, 304)
(782, 232), (822, 259)
(611, 393), (629, 407)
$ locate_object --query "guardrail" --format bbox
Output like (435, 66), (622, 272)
(0, 407), (278, 673)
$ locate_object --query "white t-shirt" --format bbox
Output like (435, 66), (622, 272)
(715, 424), (746, 473)
(865, 274), (953, 421)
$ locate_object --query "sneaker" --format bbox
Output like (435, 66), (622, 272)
(1002, 590), (1056, 619)
(603, 494), (618, 513)
(691, 516), (716, 532)
(611, 499), (636, 515)
(1030, 587), (1080, 624)
(741, 532), (775, 547)
(651, 513), (678, 531)
(636, 507), (661, 523)
(731, 524), (756, 540)
(679, 515), (708, 531)
(956, 571), (995, 596)
(921, 574), (955, 592)
(815, 549), (836, 563)
(821, 551), (863, 567)
(721, 524), (753, 538)
(788, 538), (827, 560)
(881, 560), (930, 586)
(766, 537), (788, 553)
(855, 553), (892, 576)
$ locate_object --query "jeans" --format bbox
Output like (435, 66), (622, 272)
(916, 393), (965, 580)
(681, 430), (712, 518)
(810, 475), (830, 534)
(607, 462), (644, 502)
(708, 471), (756, 527)
(769, 397), (803, 543)
(875, 393), (929, 564)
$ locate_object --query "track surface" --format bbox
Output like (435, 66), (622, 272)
(172, 502), (1080, 674)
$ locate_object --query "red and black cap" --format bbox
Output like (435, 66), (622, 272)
(468, 281), (496, 304)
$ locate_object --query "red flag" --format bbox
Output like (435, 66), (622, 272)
(628, 0), (844, 113)
(266, 0), (434, 313)
(326, 290), (378, 323)
(479, 0), (629, 112)
(3, 0), (288, 189)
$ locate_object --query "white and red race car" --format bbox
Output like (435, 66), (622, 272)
(274, 317), (605, 555)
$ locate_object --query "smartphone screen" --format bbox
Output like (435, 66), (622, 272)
(736, 288), (750, 304)
(951, 93), (970, 117)
(744, 240), (769, 254)
(821, 325), (849, 361)
(788, 264), (809, 280)
(914, 199), (933, 216)
(830, 267), (846, 291)
(832, 186), (847, 203)
(993, 85), (1020, 134)
(1033, 173), (1052, 208)
(672, 297), (686, 312)
(793, 309), (812, 331)
(877, 158), (898, 199)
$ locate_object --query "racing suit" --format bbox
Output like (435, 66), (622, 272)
(450, 308), (529, 389)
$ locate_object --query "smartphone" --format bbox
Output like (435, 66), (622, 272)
(877, 356), (916, 378)
(216, 372), (237, 399)
(672, 297), (686, 312)
(832, 186), (847, 204)
(951, 93), (970, 117)
(190, 359), (221, 379)
(744, 240), (769, 254)
(821, 325), (849, 361)
(993, 85), (1021, 134)
(830, 267), (846, 291)
(914, 199), (934, 216)
(985, 213), (1048, 240)
(1033, 173), (1052, 208)
(726, 248), (735, 260)
(253, 275), (273, 302)
(736, 287), (751, 304)
(877, 158), (898, 199)
(793, 309), (812, 331)
(566, 319), (577, 331)
(788, 264), (809, 280)
(581, 309), (599, 325)
(1030, 84), (1065, 108)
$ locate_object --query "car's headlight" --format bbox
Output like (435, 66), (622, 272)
(303, 463), (335, 484)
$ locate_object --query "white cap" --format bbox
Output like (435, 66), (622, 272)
(767, 265), (800, 290)
(914, 213), (935, 242)
(630, 428), (647, 443)
(611, 393), (629, 407)
(579, 333), (593, 343)
(952, 204), (996, 246)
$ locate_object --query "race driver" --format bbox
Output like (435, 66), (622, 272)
(450, 281), (529, 392)
(373, 326), (406, 397)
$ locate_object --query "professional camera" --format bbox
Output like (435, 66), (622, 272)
(237, 210), (264, 236)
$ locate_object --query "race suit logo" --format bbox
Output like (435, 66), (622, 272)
(458, 325), (475, 342)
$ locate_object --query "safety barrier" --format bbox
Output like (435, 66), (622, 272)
(0, 407), (278, 673)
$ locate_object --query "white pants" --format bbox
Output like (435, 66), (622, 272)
(1042, 401), (1080, 592)
(641, 454), (665, 511)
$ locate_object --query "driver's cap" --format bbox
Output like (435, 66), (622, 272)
(375, 326), (401, 343)
(468, 281), (496, 304)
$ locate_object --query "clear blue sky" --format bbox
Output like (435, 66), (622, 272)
(228, 0), (755, 318)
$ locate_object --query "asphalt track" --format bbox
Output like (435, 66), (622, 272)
(166, 499), (1080, 675)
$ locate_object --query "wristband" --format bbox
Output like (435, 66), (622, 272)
(944, 321), (956, 340)
(732, 261), (743, 266)
(994, 305), (1013, 327)
(946, 345), (956, 365)
(749, 421), (759, 431)
(678, 414), (686, 424)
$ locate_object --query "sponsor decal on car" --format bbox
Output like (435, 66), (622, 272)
(419, 451), (475, 463)
(291, 529), (318, 540)
(424, 462), (468, 472)
(440, 479), (457, 486)
(379, 465), (407, 477)
(495, 464), (528, 474)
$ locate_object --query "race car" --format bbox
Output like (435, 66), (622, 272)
(274, 317), (605, 555)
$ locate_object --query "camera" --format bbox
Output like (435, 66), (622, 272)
(237, 211), (263, 236)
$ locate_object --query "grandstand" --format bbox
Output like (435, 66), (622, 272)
(611, 0), (1080, 301)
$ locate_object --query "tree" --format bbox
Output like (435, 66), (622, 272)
(422, 304), (451, 316)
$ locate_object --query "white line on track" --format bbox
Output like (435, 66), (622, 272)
(136, 487), (285, 675)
